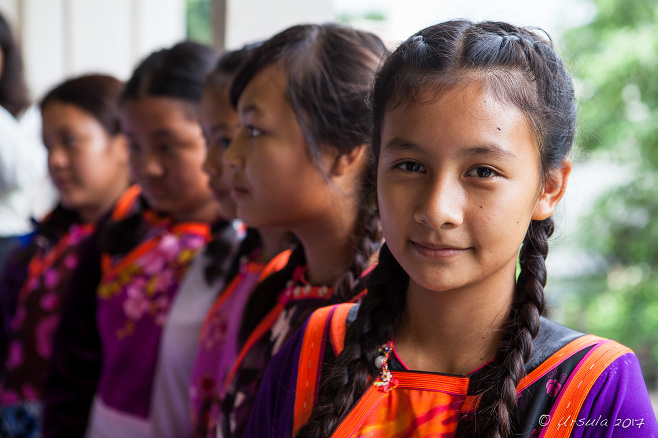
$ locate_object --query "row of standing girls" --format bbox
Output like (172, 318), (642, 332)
(0, 21), (391, 438)
(2, 18), (657, 438)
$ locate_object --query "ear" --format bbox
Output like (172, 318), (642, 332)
(110, 133), (130, 165)
(328, 144), (368, 177)
(532, 158), (572, 220)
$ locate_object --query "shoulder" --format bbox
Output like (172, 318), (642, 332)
(565, 351), (658, 437)
(526, 317), (585, 372)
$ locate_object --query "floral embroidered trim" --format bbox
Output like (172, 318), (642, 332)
(374, 341), (397, 392)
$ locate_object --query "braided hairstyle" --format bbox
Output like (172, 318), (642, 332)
(231, 24), (387, 344)
(298, 20), (576, 438)
(102, 42), (218, 256)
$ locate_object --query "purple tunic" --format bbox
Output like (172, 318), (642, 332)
(218, 265), (334, 438)
(189, 259), (266, 438)
(244, 310), (658, 437)
(96, 225), (208, 419)
(1, 222), (93, 405)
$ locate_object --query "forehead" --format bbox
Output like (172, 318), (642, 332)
(381, 80), (538, 160)
(237, 64), (289, 113)
(121, 97), (197, 131)
(42, 101), (98, 128)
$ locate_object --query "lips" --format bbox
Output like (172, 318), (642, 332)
(410, 240), (468, 258)
(51, 176), (73, 190)
(230, 181), (249, 198)
(142, 184), (168, 198)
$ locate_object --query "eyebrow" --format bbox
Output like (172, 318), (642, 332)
(150, 129), (180, 139)
(460, 144), (517, 159)
(382, 137), (424, 154)
(238, 104), (263, 118)
(383, 137), (517, 159)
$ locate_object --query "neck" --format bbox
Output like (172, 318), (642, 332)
(77, 177), (131, 224)
(257, 227), (291, 263)
(395, 264), (517, 375)
(171, 198), (220, 224)
(293, 210), (360, 287)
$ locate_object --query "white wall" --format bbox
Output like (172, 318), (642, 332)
(0, 0), (186, 100)
(0, 0), (335, 99)
(225, 0), (334, 49)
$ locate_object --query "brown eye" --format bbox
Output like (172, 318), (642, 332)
(396, 161), (425, 173)
(467, 167), (498, 178)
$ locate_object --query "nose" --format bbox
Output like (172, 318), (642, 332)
(135, 150), (165, 178)
(48, 144), (69, 170)
(223, 131), (244, 172)
(203, 143), (220, 178)
(413, 175), (464, 229)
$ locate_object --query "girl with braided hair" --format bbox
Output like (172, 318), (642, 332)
(215, 23), (387, 437)
(244, 20), (658, 438)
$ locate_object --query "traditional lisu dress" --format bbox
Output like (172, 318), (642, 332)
(38, 186), (213, 438)
(84, 186), (213, 437)
(149, 220), (247, 438)
(189, 249), (291, 438)
(217, 265), (337, 438)
(245, 303), (658, 438)
(0, 212), (93, 437)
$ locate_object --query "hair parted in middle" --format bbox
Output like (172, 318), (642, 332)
(298, 19), (577, 438)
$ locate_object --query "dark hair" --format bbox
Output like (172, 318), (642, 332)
(0, 12), (30, 117)
(299, 20), (576, 438)
(122, 41), (217, 106)
(41, 74), (124, 136)
(103, 41), (217, 256)
(205, 43), (260, 92)
(230, 24), (387, 345)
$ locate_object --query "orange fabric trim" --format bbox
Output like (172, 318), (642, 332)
(223, 302), (284, 392)
(332, 383), (386, 438)
(331, 372), (469, 438)
(25, 224), (94, 280)
(392, 372), (469, 394)
(258, 249), (292, 282)
(461, 395), (479, 412)
(293, 305), (337, 435)
(330, 303), (356, 356)
(19, 224), (94, 303)
(101, 238), (159, 278)
(348, 289), (367, 304)
(111, 185), (141, 220)
(541, 340), (632, 438)
(198, 261), (265, 338)
(101, 222), (210, 278)
(459, 334), (604, 414)
(517, 334), (602, 393)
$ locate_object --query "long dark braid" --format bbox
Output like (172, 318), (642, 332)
(299, 20), (576, 438)
(331, 154), (381, 303)
(463, 217), (553, 437)
(297, 244), (407, 437)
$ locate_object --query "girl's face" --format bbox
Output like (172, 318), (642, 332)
(122, 96), (217, 222)
(377, 80), (559, 295)
(224, 65), (335, 229)
(42, 101), (128, 221)
(200, 83), (239, 220)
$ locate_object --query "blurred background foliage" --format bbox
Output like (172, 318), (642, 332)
(186, 0), (212, 44)
(561, 0), (658, 388)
